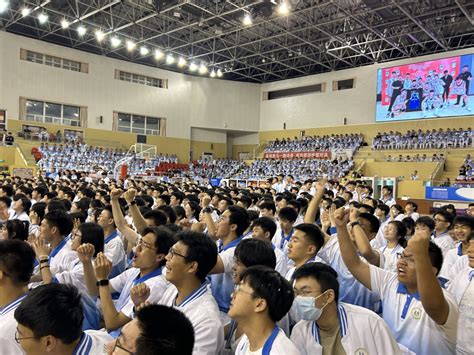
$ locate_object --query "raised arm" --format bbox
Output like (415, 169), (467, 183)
(408, 229), (450, 325)
(124, 189), (148, 234)
(332, 206), (372, 290)
(110, 188), (140, 245)
(77, 243), (101, 297)
(304, 179), (326, 224)
(349, 207), (380, 267)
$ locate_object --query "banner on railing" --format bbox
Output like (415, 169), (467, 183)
(263, 151), (331, 159)
(425, 187), (474, 202)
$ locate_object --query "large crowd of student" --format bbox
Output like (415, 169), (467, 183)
(189, 159), (246, 179)
(372, 128), (473, 150)
(457, 154), (473, 181)
(0, 171), (472, 355)
(265, 134), (364, 152)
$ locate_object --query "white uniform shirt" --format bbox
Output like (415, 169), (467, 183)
(103, 231), (126, 279)
(291, 303), (402, 355)
(447, 264), (474, 355)
(432, 231), (455, 258)
(236, 327), (300, 355)
(378, 244), (404, 272)
(439, 243), (464, 280)
(9, 211), (30, 222)
(73, 330), (113, 354)
(369, 264), (458, 355)
(274, 246), (288, 277)
(160, 282), (224, 355)
(0, 294), (28, 354)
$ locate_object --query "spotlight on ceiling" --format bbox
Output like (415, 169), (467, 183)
(95, 30), (105, 42)
(0, 1), (9, 13)
(126, 40), (136, 51)
(177, 57), (187, 67)
(166, 54), (175, 64)
(21, 7), (31, 17)
(210, 69), (216, 78)
(154, 49), (164, 60)
(110, 36), (121, 48)
(140, 46), (149, 56)
(199, 64), (208, 74)
(217, 69), (223, 78)
(189, 62), (198, 72)
(277, 1), (290, 16)
(61, 19), (69, 29)
(243, 13), (252, 26)
(77, 25), (87, 36)
(38, 13), (49, 24)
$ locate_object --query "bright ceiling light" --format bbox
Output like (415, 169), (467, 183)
(177, 57), (187, 67)
(140, 46), (149, 56)
(0, 1), (9, 13)
(189, 62), (198, 72)
(243, 13), (252, 26)
(217, 69), (223, 78)
(166, 54), (175, 65)
(110, 36), (121, 48)
(277, 1), (290, 16)
(77, 25), (87, 36)
(210, 69), (216, 78)
(95, 30), (105, 42)
(126, 40), (136, 51)
(38, 13), (48, 24)
(61, 19), (69, 29)
(154, 49), (164, 60)
(199, 64), (208, 74)
(21, 7), (31, 17)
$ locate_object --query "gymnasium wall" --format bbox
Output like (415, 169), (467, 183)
(260, 48), (474, 133)
(0, 31), (260, 141)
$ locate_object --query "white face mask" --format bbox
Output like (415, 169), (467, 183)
(292, 292), (328, 321)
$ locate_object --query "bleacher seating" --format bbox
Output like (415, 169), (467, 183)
(265, 134), (363, 153)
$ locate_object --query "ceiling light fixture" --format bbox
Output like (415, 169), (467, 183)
(243, 13), (252, 26)
(38, 13), (48, 24)
(154, 49), (164, 59)
(110, 36), (121, 48)
(177, 57), (187, 67)
(61, 19), (69, 29)
(189, 62), (198, 72)
(166, 54), (175, 64)
(126, 40), (136, 51)
(21, 7), (31, 17)
(140, 46), (149, 56)
(0, 1), (9, 13)
(95, 30), (105, 42)
(77, 25), (87, 36)
(199, 64), (208, 74)
(217, 69), (223, 78)
(277, 1), (290, 16)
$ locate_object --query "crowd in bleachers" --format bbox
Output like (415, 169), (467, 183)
(189, 158), (246, 179)
(265, 134), (364, 152)
(372, 128), (473, 150)
(457, 154), (473, 181)
(385, 153), (445, 162)
(0, 171), (472, 354)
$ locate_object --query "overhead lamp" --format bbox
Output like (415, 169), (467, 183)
(0, 1), (9, 13)
(177, 57), (187, 67)
(110, 36), (121, 48)
(126, 40), (136, 51)
(217, 69), (223, 78)
(95, 30), (105, 42)
(210, 69), (216, 78)
(277, 1), (290, 16)
(21, 7), (31, 17)
(199, 63), (208, 74)
(61, 19), (69, 29)
(189, 62), (198, 72)
(166, 54), (175, 64)
(243, 13), (252, 26)
(154, 49), (164, 59)
(38, 13), (48, 24)
(77, 25), (87, 36)
(140, 46), (149, 56)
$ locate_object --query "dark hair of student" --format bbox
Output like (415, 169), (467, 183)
(388, 221), (407, 247)
(44, 209), (73, 236)
(227, 205), (250, 236)
(293, 262), (340, 302)
(294, 223), (325, 250)
(234, 239), (276, 270)
(142, 226), (177, 267)
(278, 206), (298, 223)
(252, 217), (277, 240)
(3, 219), (30, 241)
(0, 239), (35, 285)
(143, 209), (168, 226)
(78, 222), (104, 257)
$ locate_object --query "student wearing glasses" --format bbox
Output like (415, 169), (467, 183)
(79, 226), (176, 335)
(14, 283), (111, 355)
(159, 230), (224, 355)
(107, 304), (195, 355)
(333, 207), (458, 355)
(432, 210), (455, 257)
(228, 265), (299, 355)
(0, 240), (35, 354)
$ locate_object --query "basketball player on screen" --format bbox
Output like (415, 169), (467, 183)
(422, 90), (442, 117)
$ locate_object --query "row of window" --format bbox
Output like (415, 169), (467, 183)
(23, 99), (162, 135)
(117, 70), (168, 89)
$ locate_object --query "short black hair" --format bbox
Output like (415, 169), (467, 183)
(17, 197), (32, 214)
(278, 207), (298, 223)
(0, 239), (35, 285)
(428, 241), (443, 275)
(143, 226), (177, 267)
(78, 223), (104, 257)
(158, 194), (171, 205)
(293, 262), (340, 302)
(405, 201), (418, 211)
(0, 185), (13, 197)
(4, 219), (30, 241)
(294, 223), (325, 251)
(47, 199), (68, 212)
(176, 231), (218, 282)
(382, 185), (393, 194)
(240, 266), (293, 322)
(359, 212), (380, 234)
(259, 201), (276, 215)
(143, 210), (168, 226)
(416, 216), (435, 232)
(252, 217), (277, 240)
(433, 209), (455, 228)
(15, 284), (83, 344)
(136, 304), (194, 355)
(157, 205), (177, 224)
(0, 196), (12, 208)
(228, 205), (250, 236)
(388, 221), (407, 247)
(376, 204), (390, 216)
(44, 209), (73, 236)
(453, 216), (474, 230)
(234, 239), (276, 270)
(359, 204), (375, 215)
(173, 206), (186, 220)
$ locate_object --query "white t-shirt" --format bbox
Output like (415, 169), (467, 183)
(431, 231), (455, 258)
(236, 327), (300, 355)
(439, 243), (463, 280)
(0, 293), (28, 354)
(74, 330), (113, 354)
(160, 282), (224, 355)
(369, 264), (458, 355)
(379, 244), (404, 272)
(103, 231), (126, 278)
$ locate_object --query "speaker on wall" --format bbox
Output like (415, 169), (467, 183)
(137, 135), (147, 144)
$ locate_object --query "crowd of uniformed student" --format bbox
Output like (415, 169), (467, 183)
(0, 171), (473, 355)
(265, 134), (363, 153)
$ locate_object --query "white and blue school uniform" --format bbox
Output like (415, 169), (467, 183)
(317, 235), (379, 311)
(236, 326), (300, 355)
(103, 230), (126, 279)
(291, 303), (403, 355)
(210, 237), (243, 318)
(378, 244), (404, 272)
(272, 228), (294, 253)
(432, 230), (455, 258)
(447, 262), (474, 355)
(72, 330), (113, 355)
(160, 281), (224, 355)
(109, 266), (167, 319)
(382, 197), (396, 207)
(8, 211), (30, 222)
(369, 264), (458, 355)
(0, 294), (28, 354)
(273, 245), (288, 277)
(439, 243), (464, 281)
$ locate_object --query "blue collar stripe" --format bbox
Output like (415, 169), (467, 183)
(50, 238), (68, 259)
(457, 243), (463, 256)
(338, 305), (348, 337)
(280, 228), (294, 249)
(73, 333), (92, 355)
(133, 267), (163, 286)
(104, 230), (119, 244)
(220, 236), (243, 253)
(179, 281), (210, 308)
(262, 326), (280, 355)
(397, 283), (420, 319)
(469, 270), (474, 282)
(0, 294), (27, 315)
(312, 321), (320, 343)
